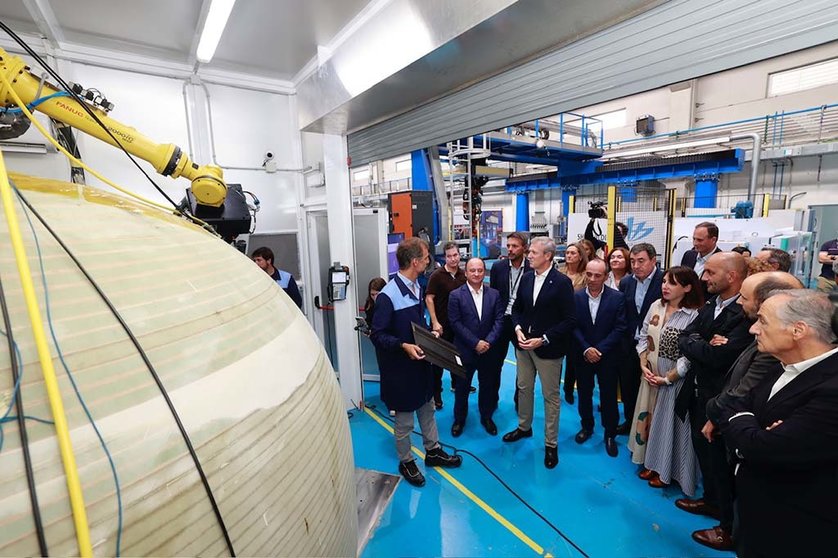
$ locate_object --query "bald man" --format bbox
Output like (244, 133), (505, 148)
(675, 252), (753, 551)
(447, 258), (505, 436)
(706, 271), (803, 424)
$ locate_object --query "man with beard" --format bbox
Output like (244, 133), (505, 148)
(675, 252), (752, 551)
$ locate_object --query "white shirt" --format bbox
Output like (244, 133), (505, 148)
(694, 253), (709, 279)
(469, 284), (484, 320)
(769, 346), (838, 400)
(533, 267), (550, 304)
(586, 287), (604, 325)
(397, 272), (419, 299)
(505, 263), (525, 315)
(713, 293), (740, 320)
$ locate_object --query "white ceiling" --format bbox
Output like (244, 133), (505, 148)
(0, 0), (372, 80)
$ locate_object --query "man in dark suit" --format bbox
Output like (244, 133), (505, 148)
(718, 289), (838, 558)
(681, 221), (722, 296)
(681, 221), (722, 271)
(502, 237), (576, 469)
(371, 237), (462, 488)
(705, 271), (803, 428)
(572, 258), (626, 457)
(617, 242), (663, 434)
(489, 232), (531, 409)
(675, 252), (752, 551)
(448, 258), (505, 436)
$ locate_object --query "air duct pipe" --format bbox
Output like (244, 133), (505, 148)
(730, 133), (761, 201)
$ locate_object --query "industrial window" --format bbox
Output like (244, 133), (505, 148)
(353, 168), (370, 182)
(768, 57), (838, 96)
(394, 159), (411, 173)
(566, 108), (626, 133)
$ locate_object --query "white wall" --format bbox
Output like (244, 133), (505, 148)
(2, 53), (302, 236)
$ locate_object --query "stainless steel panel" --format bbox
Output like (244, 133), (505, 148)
(347, 0), (838, 165)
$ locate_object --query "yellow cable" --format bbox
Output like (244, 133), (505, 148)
(0, 70), (216, 233)
(0, 149), (93, 557)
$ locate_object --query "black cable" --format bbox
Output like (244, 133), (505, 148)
(0, 22), (216, 233)
(12, 185), (236, 557)
(0, 273), (48, 556)
(364, 404), (590, 558)
(0, 21), (179, 209)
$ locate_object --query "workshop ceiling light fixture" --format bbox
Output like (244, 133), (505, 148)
(196, 0), (237, 63)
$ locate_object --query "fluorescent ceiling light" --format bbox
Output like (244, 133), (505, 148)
(601, 136), (731, 159)
(196, 0), (237, 63)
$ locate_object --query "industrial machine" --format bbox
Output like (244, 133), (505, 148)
(387, 190), (433, 239)
(0, 46), (250, 239)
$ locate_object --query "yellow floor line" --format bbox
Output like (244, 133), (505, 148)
(363, 407), (549, 557)
(504, 358), (517, 366)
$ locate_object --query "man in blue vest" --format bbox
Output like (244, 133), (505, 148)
(252, 246), (303, 308)
(371, 237), (462, 487)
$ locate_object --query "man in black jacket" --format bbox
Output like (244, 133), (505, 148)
(489, 232), (531, 409)
(675, 252), (751, 551)
(718, 290), (838, 558)
(705, 271), (803, 427)
(502, 237), (576, 469)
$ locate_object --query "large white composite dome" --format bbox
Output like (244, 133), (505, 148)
(0, 174), (357, 556)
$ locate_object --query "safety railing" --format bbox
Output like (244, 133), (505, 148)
(604, 103), (838, 154)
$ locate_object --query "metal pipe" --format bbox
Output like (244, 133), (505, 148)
(730, 132), (761, 201)
(197, 81), (311, 173)
(605, 103), (838, 148)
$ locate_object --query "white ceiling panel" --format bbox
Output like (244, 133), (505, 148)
(0, 0), (371, 80)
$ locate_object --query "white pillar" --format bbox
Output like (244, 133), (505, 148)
(322, 134), (363, 409)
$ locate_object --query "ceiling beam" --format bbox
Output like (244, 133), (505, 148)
(21, 0), (64, 48)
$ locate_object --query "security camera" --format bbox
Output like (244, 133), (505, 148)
(263, 151), (277, 173)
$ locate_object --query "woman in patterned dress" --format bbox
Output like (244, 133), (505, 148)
(628, 267), (703, 476)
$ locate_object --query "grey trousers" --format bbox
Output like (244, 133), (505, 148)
(394, 399), (440, 463)
(516, 348), (563, 448)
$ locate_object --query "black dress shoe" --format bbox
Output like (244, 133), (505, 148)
(564, 391), (574, 404)
(502, 428), (533, 442)
(544, 445), (558, 469)
(469, 386), (477, 394)
(480, 417), (497, 436)
(675, 498), (721, 520)
(615, 421), (630, 435)
(574, 428), (593, 444)
(605, 436), (618, 457)
(398, 460), (425, 487)
(451, 423), (464, 437)
(425, 446), (462, 468)
(434, 393), (443, 410)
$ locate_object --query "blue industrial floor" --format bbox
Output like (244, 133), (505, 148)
(349, 349), (735, 558)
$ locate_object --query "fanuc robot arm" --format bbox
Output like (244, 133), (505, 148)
(0, 46), (227, 209)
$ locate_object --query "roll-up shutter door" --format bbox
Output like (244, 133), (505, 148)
(348, 0), (838, 165)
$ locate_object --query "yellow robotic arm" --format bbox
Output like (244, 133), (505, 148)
(0, 47), (226, 207)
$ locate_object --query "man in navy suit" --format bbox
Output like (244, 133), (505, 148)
(572, 259), (627, 457)
(502, 237), (576, 469)
(448, 258), (505, 436)
(617, 243), (664, 434)
(489, 232), (531, 409)
(718, 290), (838, 558)
(681, 222), (722, 296)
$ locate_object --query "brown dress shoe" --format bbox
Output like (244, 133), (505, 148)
(638, 468), (656, 480)
(675, 498), (721, 520)
(691, 525), (734, 551)
(648, 476), (669, 488)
